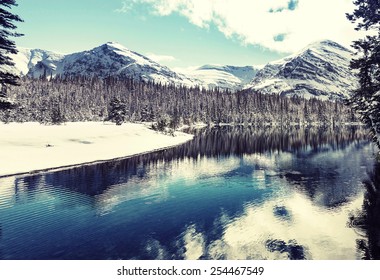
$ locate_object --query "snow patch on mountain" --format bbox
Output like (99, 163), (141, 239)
(177, 64), (261, 90)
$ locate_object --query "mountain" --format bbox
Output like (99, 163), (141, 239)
(246, 40), (356, 100)
(8, 42), (195, 87)
(4, 40), (356, 99)
(179, 64), (261, 91)
(9, 44), (259, 90)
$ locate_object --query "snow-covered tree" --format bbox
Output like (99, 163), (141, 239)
(347, 0), (380, 148)
(0, 0), (23, 109)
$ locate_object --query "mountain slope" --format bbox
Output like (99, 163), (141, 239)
(3, 48), (64, 77)
(246, 40), (356, 100)
(180, 64), (260, 91)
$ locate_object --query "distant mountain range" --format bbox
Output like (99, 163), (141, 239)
(4, 40), (356, 100)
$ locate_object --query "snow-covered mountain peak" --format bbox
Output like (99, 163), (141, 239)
(246, 40), (356, 100)
(6, 42), (194, 86)
(88, 42), (165, 71)
(307, 39), (350, 52)
(302, 40), (352, 61)
(105, 41), (124, 48)
(268, 40), (351, 67)
(96, 42), (133, 55)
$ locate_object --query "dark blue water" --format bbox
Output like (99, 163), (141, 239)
(0, 126), (379, 260)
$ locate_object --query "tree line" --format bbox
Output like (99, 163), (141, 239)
(0, 76), (358, 127)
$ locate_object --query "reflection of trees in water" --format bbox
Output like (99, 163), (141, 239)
(13, 156), (150, 198)
(183, 125), (368, 156)
(15, 126), (370, 198)
(14, 175), (45, 202)
(349, 162), (380, 260)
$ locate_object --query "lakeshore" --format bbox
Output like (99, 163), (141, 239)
(0, 122), (193, 177)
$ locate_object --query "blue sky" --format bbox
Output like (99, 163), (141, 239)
(12, 0), (359, 69)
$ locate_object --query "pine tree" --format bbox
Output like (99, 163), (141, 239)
(107, 97), (127, 125)
(50, 99), (66, 125)
(0, 0), (23, 109)
(347, 0), (380, 148)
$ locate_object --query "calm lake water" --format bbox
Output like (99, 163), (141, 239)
(1, 126), (379, 260)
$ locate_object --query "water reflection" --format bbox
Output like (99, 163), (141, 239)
(348, 161), (380, 259)
(177, 191), (364, 260)
(0, 126), (378, 259)
(11, 125), (369, 197)
(266, 239), (305, 260)
(278, 143), (373, 207)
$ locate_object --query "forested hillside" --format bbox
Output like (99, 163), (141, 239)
(1, 76), (358, 126)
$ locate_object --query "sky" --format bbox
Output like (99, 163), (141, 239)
(12, 0), (362, 69)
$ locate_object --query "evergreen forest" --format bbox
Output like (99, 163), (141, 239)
(0, 76), (359, 128)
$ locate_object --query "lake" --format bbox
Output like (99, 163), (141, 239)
(0, 126), (379, 260)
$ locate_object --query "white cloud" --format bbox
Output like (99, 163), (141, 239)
(146, 52), (176, 62)
(119, 0), (366, 52)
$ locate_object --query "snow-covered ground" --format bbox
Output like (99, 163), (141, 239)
(0, 122), (193, 177)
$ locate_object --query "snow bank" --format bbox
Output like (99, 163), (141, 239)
(0, 122), (193, 177)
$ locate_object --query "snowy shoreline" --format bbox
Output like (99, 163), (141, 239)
(0, 122), (194, 177)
